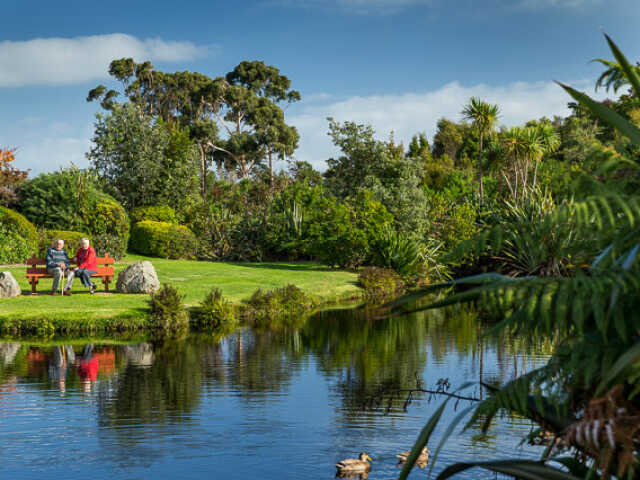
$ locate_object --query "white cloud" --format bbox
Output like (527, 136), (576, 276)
(0, 33), (213, 87)
(288, 79), (606, 170)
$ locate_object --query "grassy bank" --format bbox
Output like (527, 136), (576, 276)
(0, 255), (362, 332)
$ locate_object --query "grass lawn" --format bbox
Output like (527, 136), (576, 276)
(0, 254), (362, 327)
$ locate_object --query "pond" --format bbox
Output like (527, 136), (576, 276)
(0, 305), (550, 479)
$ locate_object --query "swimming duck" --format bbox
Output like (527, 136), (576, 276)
(335, 452), (372, 475)
(396, 446), (430, 467)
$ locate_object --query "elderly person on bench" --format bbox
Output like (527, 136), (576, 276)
(63, 238), (98, 296)
(46, 239), (71, 296)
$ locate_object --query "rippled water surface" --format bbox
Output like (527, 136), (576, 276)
(0, 306), (550, 479)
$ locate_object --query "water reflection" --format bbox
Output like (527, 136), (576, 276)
(0, 305), (550, 479)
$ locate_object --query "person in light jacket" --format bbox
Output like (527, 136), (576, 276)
(45, 239), (70, 296)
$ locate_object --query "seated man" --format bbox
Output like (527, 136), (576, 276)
(64, 238), (98, 295)
(45, 239), (70, 296)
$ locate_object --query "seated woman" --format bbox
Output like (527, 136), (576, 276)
(63, 238), (98, 295)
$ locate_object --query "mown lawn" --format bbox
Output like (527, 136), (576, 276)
(0, 254), (362, 323)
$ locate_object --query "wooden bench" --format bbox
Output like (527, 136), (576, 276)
(26, 253), (115, 294)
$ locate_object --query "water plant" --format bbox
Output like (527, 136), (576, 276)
(147, 284), (189, 333)
(191, 288), (237, 332)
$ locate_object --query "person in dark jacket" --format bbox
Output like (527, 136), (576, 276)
(64, 238), (98, 295)
(45, 239), (70, 296)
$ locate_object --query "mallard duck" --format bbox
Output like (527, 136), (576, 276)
(396, 446), (430, 467)
(335, 452), (372, 475)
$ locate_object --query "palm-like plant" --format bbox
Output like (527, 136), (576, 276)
(501, 126), (545, 201)
(461, 98), (500, 204)
(594, 58), (640, 93)
(396, 35), (640, 480)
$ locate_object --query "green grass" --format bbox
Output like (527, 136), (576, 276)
(0, 255), (362, 328)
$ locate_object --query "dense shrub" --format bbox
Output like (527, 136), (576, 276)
(92, 234), (126, 259)
(18, 169), (129, 258)
(19, 169), (97, 230)
(191, 289), (237, 331)
(370, 227), (424, 277)
(0, 206), (38, 256)
(38, 230), (91, 258)
(0, 226), (33, 264)
(358, 267), (405, 300)
(147, 284), (189, 332)
(92, 200), (129, 259)
(130, 205), (177, 224)
(130, 220), (196, 259)
(245, 285), (319, 321)
(306, 190), (393, 268)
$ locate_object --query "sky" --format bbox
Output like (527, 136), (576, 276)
(1, 0), (639, 174)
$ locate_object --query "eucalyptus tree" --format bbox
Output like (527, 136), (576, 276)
(87, 59), (300, 197)
(461, 97), (500, 203)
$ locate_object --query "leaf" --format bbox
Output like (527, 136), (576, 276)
(427, 405), (475, 478)
(596, 342), (640, 395)
(397, 400), (448, 480)
(398, 382), (474, 480)
(604, 33), (640, 99)
(557, 82), (640, 146)
(436, 459), (584, 480)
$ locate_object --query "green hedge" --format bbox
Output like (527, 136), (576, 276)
(0, 206), (38, 256)
(38, 230), (91, 258)
(0, 226), (33, 264)
(17, 170), (129, 260)
(129, 220), (196, 259)
(130, 205), (177, 224)
(92, 200), (130, 259)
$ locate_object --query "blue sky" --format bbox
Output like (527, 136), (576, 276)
(1, 0), (639, 174)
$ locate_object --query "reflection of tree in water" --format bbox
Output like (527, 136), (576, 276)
(224, 328), (306, 396)
(300, 307), (431, 415)
(98, 340), (204, 433)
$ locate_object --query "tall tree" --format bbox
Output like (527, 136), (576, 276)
(87, 59), (300, 194)
(461, 97), (500, 203)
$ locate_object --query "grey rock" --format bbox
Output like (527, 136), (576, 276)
(0, 271), (21, 298)
(116, 261), (160, 294)
(0, 343), (21, 365)
(120, 343), (155, 366)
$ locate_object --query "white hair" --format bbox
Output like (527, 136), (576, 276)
(81, 238), (90, 244)
(55, 239), (64, 245)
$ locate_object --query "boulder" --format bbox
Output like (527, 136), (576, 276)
(116, 261), (160, 294)
(0, 272), (21, 298)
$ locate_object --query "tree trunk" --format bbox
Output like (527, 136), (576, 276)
(478, 133), (484, 205)
(198, 143), (207, 200)
(268, 150), (274, 197)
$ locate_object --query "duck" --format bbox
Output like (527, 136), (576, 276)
(335, 452), (372, 476)
(396, 446), (430, 468)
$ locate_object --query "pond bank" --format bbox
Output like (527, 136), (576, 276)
(0, 255), (363, 334)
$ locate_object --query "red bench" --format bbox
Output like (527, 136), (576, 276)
(26, 254), (115, 294)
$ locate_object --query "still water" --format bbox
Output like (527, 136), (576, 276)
(0, 306), (549, 479)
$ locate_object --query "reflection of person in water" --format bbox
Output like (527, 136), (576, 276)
(48, 346), (75, 394)
(76, 345), (98, 392)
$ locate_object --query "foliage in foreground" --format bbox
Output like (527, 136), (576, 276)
(147, 284), (189, 333)
(191, 288), (237, 332)
(244, 284), (319, 324)
(396, 35), (640, 480)
(358, 267), (405, 301)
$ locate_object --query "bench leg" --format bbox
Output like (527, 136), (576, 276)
(104, 277), (110, 292)
(31, 280), (37, 295)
